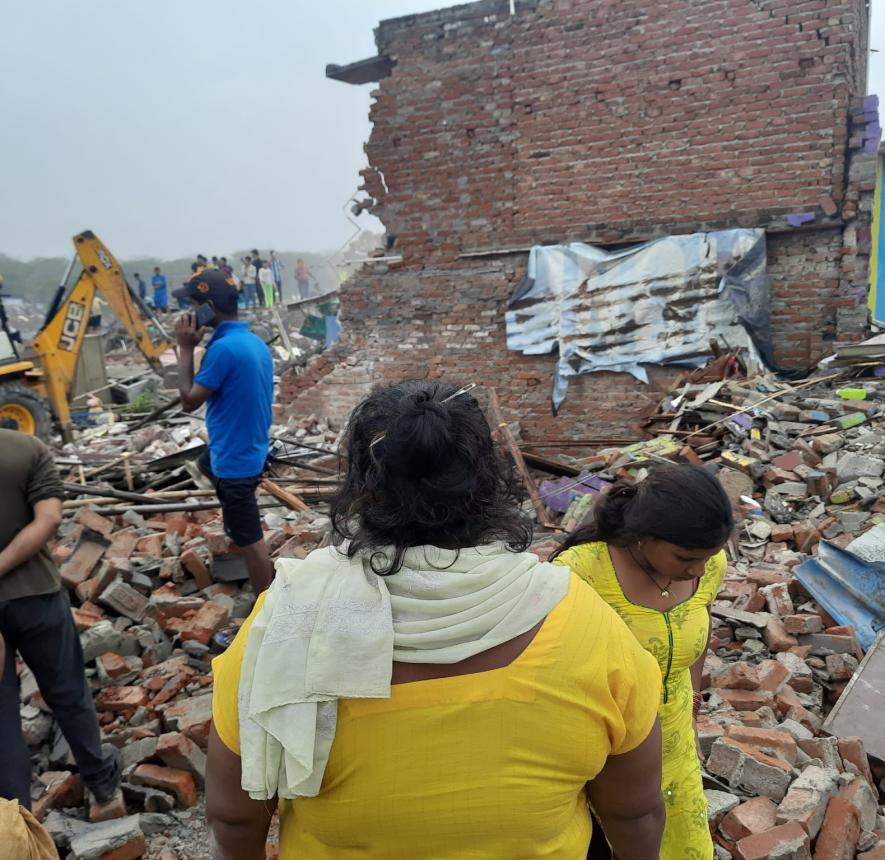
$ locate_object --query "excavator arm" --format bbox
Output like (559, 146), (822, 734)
(71, 231), (171, 366)
(30, 230), (174, 439)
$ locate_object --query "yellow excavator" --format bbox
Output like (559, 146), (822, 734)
(0, 231), (173, 441)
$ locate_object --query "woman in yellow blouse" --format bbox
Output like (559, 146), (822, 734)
(206, 380), (666, 860)
(553, 465), (733, 860)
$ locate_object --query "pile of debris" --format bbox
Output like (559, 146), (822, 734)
(13, 411), (339, 859)
(519, 360), (885, 860)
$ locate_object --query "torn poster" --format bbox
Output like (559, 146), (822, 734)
(505, 229), (775, 412)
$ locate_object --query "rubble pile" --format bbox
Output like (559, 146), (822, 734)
(524, 363), (885, 860)
(13, 410), (339, 859)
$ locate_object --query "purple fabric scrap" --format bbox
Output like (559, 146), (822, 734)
(786, 212), (816, 227)
(539, 473), (610, 513)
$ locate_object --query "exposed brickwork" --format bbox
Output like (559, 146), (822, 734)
(286, 0), (875, 435)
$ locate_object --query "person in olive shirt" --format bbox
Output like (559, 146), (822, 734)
(0, 429), (121, 809)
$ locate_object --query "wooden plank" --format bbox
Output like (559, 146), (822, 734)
(487, 388), (558, 530)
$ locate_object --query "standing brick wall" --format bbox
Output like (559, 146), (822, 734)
(283, 0), (875, 437)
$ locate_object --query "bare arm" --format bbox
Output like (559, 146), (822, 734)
(0, 498), (63, 578)
(175, 312), (213, 412)
(690, 611), (712, 694)
(588, 718), (665, 860)
(206, 723), (277, 860)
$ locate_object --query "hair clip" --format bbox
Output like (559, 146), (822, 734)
(368, 383), (477, 449)
(440, 382), (477, 402)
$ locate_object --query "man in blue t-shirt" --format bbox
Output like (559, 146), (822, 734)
(173, 270), (275, 592)
(151, 266), (169, 312)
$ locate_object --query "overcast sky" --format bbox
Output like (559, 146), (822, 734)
(1, 0), (884, 261)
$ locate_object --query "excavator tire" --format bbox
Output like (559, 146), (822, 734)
(0, 382), (54, 440)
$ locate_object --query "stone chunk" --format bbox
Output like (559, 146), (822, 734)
(68, 814), (146, 860)
(706, 738), (793, 801)
(706, 789), (740, 829)
(775, 765), (837, 837)
(98, 578), (148, 622)
(836, 453), (884, 483)
(80, 620), (124, 662)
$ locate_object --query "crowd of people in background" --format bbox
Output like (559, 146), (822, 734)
(133, 249), (319, 316)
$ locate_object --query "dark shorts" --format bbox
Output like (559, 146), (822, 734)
(198, 451), (263, 547)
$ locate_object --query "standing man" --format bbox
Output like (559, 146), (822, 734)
(240, 255), (258, 309)
(0, 430), (121, 810)
(173, 270), (275, 593)
(294, 258), (317, 299)
(151, 266), (169, 313)
(269, 251), (284, 303)
(134, 272), (147, 301)
(250, 249), (265, 307)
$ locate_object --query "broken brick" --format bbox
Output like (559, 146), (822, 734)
(74, 507), (115, 540)
(95, 686), (148, 713)
(732, 820), (810, 860)
(721, 795), (778, 842)
(813, 796), (861, 860)
(60, 541), (107, 589)
(179, 601), (230, 645)
(724, 726), (798, 765)
(131, 764), (197, 809)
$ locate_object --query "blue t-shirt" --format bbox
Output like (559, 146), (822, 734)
(151, 274), (168, 304)
(194, 321), (274, 478)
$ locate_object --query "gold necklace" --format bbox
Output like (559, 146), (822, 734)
(629, 545), (673, 599)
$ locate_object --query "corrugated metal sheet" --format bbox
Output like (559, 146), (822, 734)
(505, 229), (772, 411)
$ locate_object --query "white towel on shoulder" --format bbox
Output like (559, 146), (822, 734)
(237, 542), (570, 799)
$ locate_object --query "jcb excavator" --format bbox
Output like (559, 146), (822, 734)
(0, 231), (173, 442)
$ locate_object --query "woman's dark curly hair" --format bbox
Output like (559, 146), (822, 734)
(551, 463), (734, 559)
(330, 379), (533, 575)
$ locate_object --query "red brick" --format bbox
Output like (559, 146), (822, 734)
(131, 764), (197, 809)
(95, 686), (148, 712)
(59, 541), (107, 589)
(75, 507), (115, 540)
(838, 737), (875, 790)
(136, 533), (164, 558)
(763, 619), (799, 652)
(721, 796), (778, 842)
(157, 731), (206, 781)
(724, 726), (798, 765)
(165, 512), (190, 536)
(107, 529), (140, 559)
(161, 695), (212, 746)
(179, 548), (212, 590)
(31, 771), (82, 821)
(716, 689), (774, 711)
(733, 820), (809, 860)
(783, 615), (823, 635)
(813, 797), (861, 860)
(712, 663), (760, 690)
(180, 601), (230, 645)
(89, 792), (128, 822)
(98, 653), (132, 680)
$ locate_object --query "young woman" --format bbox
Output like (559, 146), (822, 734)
(206, 380), (666, 860)
(553, 464), (734, 860)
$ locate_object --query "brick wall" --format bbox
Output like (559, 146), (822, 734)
(284, 0), (876, 437)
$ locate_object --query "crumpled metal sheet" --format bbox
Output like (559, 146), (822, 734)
(505, 230), (774, 412)
(795, 540), (885, 652)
